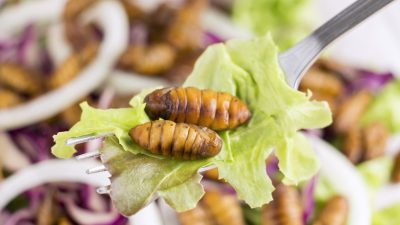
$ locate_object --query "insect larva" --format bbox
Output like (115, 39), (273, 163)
(262, 184), (303, 225)
(0, 89), (23, 109)
(300, 67), (344, 97)
(166, 0), (207, 51)
(362, 122), (388, 161)
(179, 191), (245, 225)
(0, 63), (41, 95)
(343, 122), (388, 164)
(49, 42), (98, 89)
(130, 120), (222, 160)
(391, 152), (400, 183)
(118, 44), (176, 75)
(313, 195), (348, 225)
(202, 191), (245, 225)
(179, 203), (214, 225)
(343, 127), (363, 164)
(334, 90), (372, 134)
(144, 87), (251, 131)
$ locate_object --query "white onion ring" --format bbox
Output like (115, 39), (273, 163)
(201, 8), (252, 40)
(46, 22), (72, 66)
(105, 70), (170, 95)
(0, 0), (129, 129)
(0, 132), (30, 172)
(308, 135), (371, 225)
(0, 0), (67, 39)
(0, 159), (108, 210)
(0, 159), (163, 225)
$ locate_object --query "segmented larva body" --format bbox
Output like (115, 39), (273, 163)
(130, 120), (222, 160)
(179, 205), (214, 225)
(392, 152), (400, 183)
(202, 191), (245, 225)
(144, 87), (251, 131)
(262, 185), (304, 225)
(313, 195), (348, 225)
(179, 191), (245, 225)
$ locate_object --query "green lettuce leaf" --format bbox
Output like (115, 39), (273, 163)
(232, 0), (314, 50)
(357, 156), (393, 190)
(52, 35), (331, 215)
(373, 204), (400, 225)
(362, 80), (400, 133)
(100, 137), (206, 215)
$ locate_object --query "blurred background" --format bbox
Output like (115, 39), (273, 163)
(0, 0), (400, 225)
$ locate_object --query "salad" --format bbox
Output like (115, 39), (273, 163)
(52, 35), (332, 215)
(2, 0), (399, 225)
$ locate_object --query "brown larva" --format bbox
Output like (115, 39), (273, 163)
(129, 120), (222, 160)
(262, 185), (303, 225)
(313, 195), (348, 225)
(144, 87), (251, 131)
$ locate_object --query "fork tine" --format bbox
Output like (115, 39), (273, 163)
(75, 150), (101, 160)
(97, 186), (111, 194)
(66, 132), (114, 146)
(86, 165), (107, 174)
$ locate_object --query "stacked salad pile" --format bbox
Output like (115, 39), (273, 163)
(1, 0), (400, 225)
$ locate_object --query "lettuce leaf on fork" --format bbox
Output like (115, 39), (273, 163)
(52, 34), (332, 216)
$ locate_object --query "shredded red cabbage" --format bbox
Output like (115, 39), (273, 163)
(3, 208), (35, 225)
(302, 175), (318, 224)
(129, 23), (148, 45)
(204, 32), (224, 45)
(16, 24), (35, 65)
(8, 123), (65, 162)
(349, 70), (394, 93)
(266, 155), (279, 179)
(0, 24), (53, 75)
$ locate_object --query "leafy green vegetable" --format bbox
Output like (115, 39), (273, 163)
(52, 35), (331, 215)
(232, 0), (314, 50)
(362, 80), (400, 133)
(357, 156), (393, 190)
(373, 204), (400, 225)
(314, 176), (336, 203)
(242, 205), (262, 225)
(100, 137), (206, 216)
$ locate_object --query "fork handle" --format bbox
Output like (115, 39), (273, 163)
(281, 0), (396, 88)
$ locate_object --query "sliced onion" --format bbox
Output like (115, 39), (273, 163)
(97, 88), (115, 110)
(0, 0), (67, 39)
(81, 185), (108, 212)
(105, 70), (170, 95)
(0, 0), (129, 130)
(201, 8), (252, 40)
(46, 22), (72, 66)
(0, 132), (31, 172)
(0, 159), (163, 224)
(4, 209), (35, 225)
(308, 135), (371, 225)
(0, 159), (108, 210)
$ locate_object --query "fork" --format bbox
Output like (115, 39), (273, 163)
(69, 0), (396, 194)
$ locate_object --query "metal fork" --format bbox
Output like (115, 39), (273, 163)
(69, 0), (396, 194)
